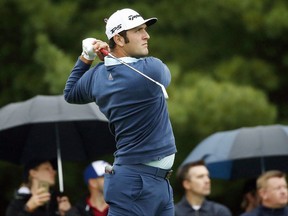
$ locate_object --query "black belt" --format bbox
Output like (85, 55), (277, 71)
(106, 164), (173, 179)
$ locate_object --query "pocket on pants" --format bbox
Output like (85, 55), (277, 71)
(104, 172), (144, 204)
(104, 173), (112, 202)
(130, 174), (143, 201)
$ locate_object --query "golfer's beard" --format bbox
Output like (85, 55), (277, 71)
(131, 53), (148, 58)
(135, 55), (145, 58)
(131, 46), (149, 58)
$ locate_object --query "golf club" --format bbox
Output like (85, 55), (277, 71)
(100, 49), (169, 99)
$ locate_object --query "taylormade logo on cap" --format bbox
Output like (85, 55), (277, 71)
(105, 8), (157, 40)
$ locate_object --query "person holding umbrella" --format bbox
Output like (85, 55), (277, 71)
(240, 170), (288, 216)
(5, 159), (71, 216)
(64, 8), (176, 216)
(65, 160), (110, 216)
(239, 178), (260, 214)
(175, 160), (232, 216)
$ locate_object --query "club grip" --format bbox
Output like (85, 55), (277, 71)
(100, 48), (109, 56)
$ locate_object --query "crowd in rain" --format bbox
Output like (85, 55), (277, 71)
(5, 158), (288, 216)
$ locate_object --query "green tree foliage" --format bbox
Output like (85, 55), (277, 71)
(170, 77), (276, 139)
(152, 0), (288, 121)
(34, 33), (74, 93)
(213, 56), (278, 91)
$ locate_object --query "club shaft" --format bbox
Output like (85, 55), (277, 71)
(108, 54), (161, 86)
(101, 50), (168, 99)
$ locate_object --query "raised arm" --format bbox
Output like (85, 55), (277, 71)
(63, 38), (109, 104)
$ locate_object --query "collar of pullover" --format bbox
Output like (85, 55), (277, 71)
(104, 56), (141, 66)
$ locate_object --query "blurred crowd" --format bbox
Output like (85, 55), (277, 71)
(5, 159), (288, 216)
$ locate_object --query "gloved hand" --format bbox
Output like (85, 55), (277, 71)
(81, 38), (97, 61)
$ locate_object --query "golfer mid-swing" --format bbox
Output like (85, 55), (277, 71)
(64, 8), (176, 216)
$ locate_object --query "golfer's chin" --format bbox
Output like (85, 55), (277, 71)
(133, 48), (149, 58)
(143, 48), (149, 56)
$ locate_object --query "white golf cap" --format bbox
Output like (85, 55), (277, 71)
(105, 8), (157, 40)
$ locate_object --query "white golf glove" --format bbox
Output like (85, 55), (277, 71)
(81, 38), (97, 60)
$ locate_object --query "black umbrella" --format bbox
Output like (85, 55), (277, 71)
(0, 95), (116, 191)
(181, 125), (288, 180)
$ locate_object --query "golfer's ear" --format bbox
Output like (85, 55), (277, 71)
(113, 34), (124, 46)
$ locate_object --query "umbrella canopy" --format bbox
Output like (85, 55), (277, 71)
(0, 95), (116, 191)
(181, 125), (288, 180)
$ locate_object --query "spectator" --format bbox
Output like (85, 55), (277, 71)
(6, 159), (71, 216)
(175, 161), (232, 216)
(240, 170), (288, 216)
(66, 160), (110, 216)
(240, 178), (260, 214)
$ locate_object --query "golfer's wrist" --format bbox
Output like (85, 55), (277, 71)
(80, 55), (94, 65)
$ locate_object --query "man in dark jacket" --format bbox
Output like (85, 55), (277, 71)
(65, 160), (110, 216)
(240, 170), (288, 216)
(175, 161), (232, 216)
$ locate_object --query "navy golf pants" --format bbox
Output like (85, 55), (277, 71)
(104, 164), (174, 216)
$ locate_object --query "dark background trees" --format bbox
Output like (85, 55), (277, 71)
(1, 0), (288, 214)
